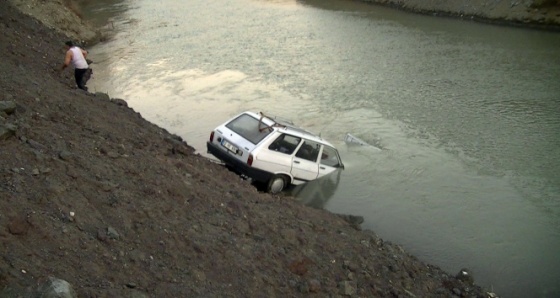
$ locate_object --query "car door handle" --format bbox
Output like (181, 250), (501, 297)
(320, 166), (326, 170)
(293, 161), (300, 164)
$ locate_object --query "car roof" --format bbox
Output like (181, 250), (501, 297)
(242, 111), (337, 148)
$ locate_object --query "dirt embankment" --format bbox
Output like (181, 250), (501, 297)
(6, 0), (101, 44)
(0, 1), (509, 297)
(361, 0), (560, 30)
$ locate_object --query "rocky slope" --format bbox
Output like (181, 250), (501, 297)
(360, 0), (560, 30)
(6, 0), (100, 43)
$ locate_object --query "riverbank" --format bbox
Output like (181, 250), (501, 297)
(359, 0), (560, 30)
(0, 1), (503, 297)
(6, 0), (101, 44)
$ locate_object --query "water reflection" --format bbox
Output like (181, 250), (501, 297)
(290, 168), (343, 208)
(77, 0), (134, 42)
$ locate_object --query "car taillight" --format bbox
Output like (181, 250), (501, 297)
(247, 154), (253, 166)
(209, 131), (214, 142)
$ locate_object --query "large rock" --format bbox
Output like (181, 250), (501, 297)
(94, 92), (111, 101)
(339, 280), (357, 296)
(456, 268), (474, 285)
(37, 277), (77, 298)
(0, 101), (16, 114)
(0, 124), (16, 140)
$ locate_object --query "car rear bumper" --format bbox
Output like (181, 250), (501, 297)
(207, 141), (272, 183)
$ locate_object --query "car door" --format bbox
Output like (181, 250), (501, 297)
(291, 139), (320, 183)
(318, 145), (342, 177)
(255, 133), (301, 174)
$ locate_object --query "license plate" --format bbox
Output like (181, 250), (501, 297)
(221, 139), (238, 153)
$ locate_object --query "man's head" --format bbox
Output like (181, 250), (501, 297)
(64, 41), (74, 49)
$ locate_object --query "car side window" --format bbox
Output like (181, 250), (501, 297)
(320, 146), (340, 167)
(295, 140), (320, 162)
(268, 134), (301, 155)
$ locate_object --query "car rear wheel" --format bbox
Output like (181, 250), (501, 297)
(267, 175), (288, 194)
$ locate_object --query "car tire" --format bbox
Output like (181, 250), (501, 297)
(267, 175), (288, 194)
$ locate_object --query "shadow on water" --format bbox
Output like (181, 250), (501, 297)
(77, 0), (130, 26)
(289, 169), (343, 209)
(76, 0), (133, 42)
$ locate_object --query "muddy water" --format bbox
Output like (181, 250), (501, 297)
(82, 0), (560, 296)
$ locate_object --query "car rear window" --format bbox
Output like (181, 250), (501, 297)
(226, 114), (273, 144)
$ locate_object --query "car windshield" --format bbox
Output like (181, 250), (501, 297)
(226, 114), (273, 144)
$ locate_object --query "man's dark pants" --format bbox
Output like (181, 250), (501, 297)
(74, 68), (89, 91)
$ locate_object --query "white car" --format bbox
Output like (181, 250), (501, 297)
(207, 111), (344, 193)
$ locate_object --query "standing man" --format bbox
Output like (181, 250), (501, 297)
(61, 41), (90, 91)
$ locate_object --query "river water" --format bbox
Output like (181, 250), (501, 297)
(81, 0), (560, 296)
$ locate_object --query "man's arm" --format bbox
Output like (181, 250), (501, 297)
(81, 48), (88, 59)
(61, 50), (72, 70)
